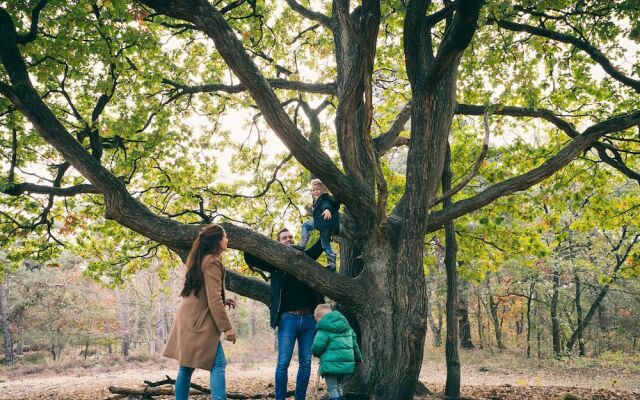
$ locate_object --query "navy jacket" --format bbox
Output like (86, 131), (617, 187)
(244, 240), (325, 328)
(313, 193), (340, 232)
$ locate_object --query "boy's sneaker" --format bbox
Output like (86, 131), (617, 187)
(327, 262), (337, 272)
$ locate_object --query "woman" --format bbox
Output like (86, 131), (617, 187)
(164, 224), (237, 400)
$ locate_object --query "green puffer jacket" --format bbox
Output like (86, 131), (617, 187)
(312, 310), (362, 376)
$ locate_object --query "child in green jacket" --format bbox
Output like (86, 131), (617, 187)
(312, 304), (362, 400)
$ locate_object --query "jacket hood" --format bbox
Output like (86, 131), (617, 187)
(317, 310), (350, 333)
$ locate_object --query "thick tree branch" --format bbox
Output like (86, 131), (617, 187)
(424, 2), (455, 26)
(1, 182), (100, 197)
(374, 101), (411, 155)
(457, 103), (640, 183)
(0, 6), (365, 309)
(457, 103), (577, 137)
(0, 6), (191, 251)
(15, 0), (48, 44)
(419, 0), (483, 94)
(430, 113), (490, 208)
(222, 223), (368, 310)
(288, 23), (321, 45)
(8, 126), (17, 183)
(397, 0), (483, 233)
(225, 270), (270, 305)
(330, 0), (383, 230)
(593, 144), (640, 183)
(139, 0), (375, 223)
(162, 78), (336, 97)
(426, 109), (640, 232)
(494, 18), (640, 93)
(284, 0), (332, 28)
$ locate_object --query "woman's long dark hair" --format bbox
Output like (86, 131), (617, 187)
(180, 224), (225, 297)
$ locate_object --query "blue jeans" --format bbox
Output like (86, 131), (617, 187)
(275, 313), (316, 400)
(299, 219), (314, 248)
(300, 220), (335, 266)
(319, 228), (336, 266)
(175, 342), (227, 400)
(325, 374), (344, 399)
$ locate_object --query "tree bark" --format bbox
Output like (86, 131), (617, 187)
(443, 147), (461, 398)
(574, 273), (586, 356)
(458, 278), (474, 349)
(475, 292), (485, 350)
(486, 276), (504, 349)
(551, 265), (562, 357)
(535, 299), (542, 358)
(0, 280), (14, 365)
(117, 287), (130, 357)
(428, 298), (443, 347)
(526, 281), (536, 358)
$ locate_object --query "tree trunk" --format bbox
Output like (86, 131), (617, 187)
(156, 296), (167, 353)
(14, 313), (24, 356)
(83, 340), (90, 360)
(515, 312), (524, 336)
(443, 148), (461, 398)
(0, 280), (14, 365)
(343, 236), (428, 400)
(566, 283), (612, 352)
(535, 300), (542, 358)
(105, 324), (113, 354)
(574, 273), (586, 356)
(117, 287), (130, 357)
(486, 277), (504, 349)
(565, 246), (634, 353)
(458, 278), (474, 349)
(551, 265), (562, 357)
(250, 299), (256, 341)
(475, 293), (485, 350)
(526, 282), (535, 358)
(428, 298), (443, 347)
(597, 302), (609, 332)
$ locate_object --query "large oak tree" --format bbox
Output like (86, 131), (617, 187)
(1, 0), (638, 398)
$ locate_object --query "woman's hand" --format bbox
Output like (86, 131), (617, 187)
(322, 209), (332, 220)
(224, 328), (236, 344)
(225, 298), (236, 309)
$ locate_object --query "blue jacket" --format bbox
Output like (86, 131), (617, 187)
(244, 240), (324, 328)
(313, 193), (340, 231)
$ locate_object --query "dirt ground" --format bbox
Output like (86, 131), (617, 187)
(1, 356), (638, 400)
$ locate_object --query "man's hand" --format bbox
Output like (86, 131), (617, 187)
(224, 328), (237, 344)
(322, 209), (332, 220)
(290, 244), (305, 252)
(225, 298), (236, 309)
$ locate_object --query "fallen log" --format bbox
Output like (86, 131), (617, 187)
(109, 386), (198, 396)
(108, 385), (301, 398)
(143, 375), (208, 394)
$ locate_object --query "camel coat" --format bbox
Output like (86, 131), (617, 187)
(163, 254), (232, 370)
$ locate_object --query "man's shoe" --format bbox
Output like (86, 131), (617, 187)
(327, 263), (336, 272)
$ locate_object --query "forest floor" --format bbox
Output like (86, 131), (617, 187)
(1, 349), (638, 400)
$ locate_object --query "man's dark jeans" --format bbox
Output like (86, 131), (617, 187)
(275, 312), (316, 400)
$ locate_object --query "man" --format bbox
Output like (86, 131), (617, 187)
(244, 228), (325, 400)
